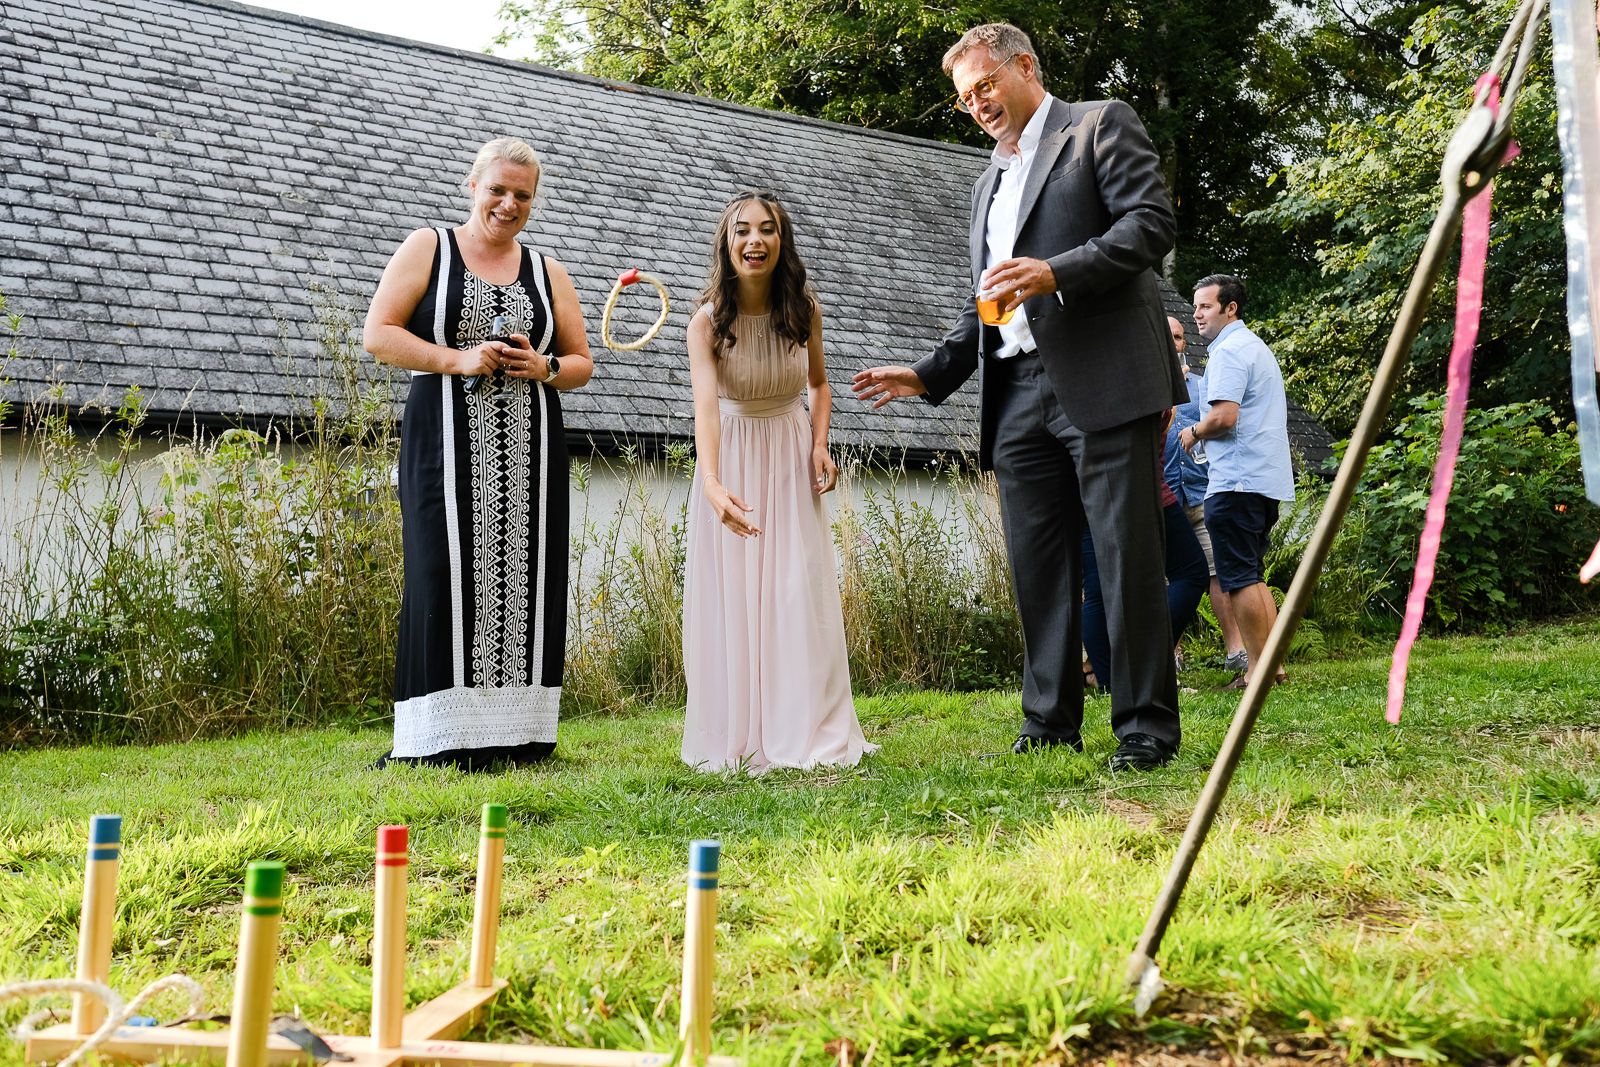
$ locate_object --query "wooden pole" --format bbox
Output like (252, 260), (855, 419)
(1125, 24), (1535, 981)
(372, 825), (409, 1049)
(225, 861), (286, 1067)
(468, 803), (508, 988)
(72, 814), (122, 1035)
(678, 840), (719, 1067)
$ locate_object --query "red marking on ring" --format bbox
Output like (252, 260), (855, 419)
(618, 268), (641, 287)
(378, 856), (409, 866)
(377, 825), (408, 852)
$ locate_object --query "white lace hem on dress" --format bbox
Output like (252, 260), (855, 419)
(392, 684), (560, 757)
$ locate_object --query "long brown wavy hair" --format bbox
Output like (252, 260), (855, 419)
(700, 191), (816, 358)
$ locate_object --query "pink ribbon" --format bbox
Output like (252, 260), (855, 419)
(1387, 75), (1518, 724)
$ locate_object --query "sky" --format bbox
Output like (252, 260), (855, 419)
(244, 0), (526, 56)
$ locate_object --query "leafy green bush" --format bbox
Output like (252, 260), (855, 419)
(1353, 398), (1599, 627)
(1213, 398), (1599, 651)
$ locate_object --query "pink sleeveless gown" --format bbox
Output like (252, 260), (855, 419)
(681, 311), (876, 772)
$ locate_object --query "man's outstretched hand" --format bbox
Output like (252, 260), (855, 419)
(851, 366), (927, 408)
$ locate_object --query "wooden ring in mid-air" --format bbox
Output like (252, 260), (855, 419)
(601, 268), (671, 351)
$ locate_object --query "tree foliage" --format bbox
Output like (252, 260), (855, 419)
(1251, 0), (1567, 436)
(501, 0), (1575, 438)
(497, 0), (1441, 288)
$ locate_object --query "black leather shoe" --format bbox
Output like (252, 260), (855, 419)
(1011, 733), (1084, 755)
(1109, 733), (1176, 772)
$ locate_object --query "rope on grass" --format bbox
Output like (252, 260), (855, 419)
(2, 974), (204, 1067)
(601, 268), (671, 351)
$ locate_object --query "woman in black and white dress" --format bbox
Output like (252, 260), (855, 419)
(364, 137), (593, 769)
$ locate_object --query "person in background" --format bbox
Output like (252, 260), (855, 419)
(1180, 275), (1294, 690)
(1164, 315), (1246, 673)
(1080, 404), (1208, 693)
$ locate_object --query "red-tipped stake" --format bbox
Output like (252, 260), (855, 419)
(373, 825), (409, 1049)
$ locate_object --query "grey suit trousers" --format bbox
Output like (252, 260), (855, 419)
(990, 352), (1181, 748)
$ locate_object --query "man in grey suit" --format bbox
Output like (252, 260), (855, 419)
(852, 22), (1187, 771)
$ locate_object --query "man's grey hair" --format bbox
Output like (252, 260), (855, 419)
(942, 23), (1045, 88)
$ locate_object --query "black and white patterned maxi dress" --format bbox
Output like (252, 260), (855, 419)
(390, 227), (568, 766)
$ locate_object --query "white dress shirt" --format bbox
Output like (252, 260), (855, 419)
(984, 92), (1056, 358)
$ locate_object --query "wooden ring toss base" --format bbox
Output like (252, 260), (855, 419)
(601, 269), (670, 351)
(18, 810), (736, 1067)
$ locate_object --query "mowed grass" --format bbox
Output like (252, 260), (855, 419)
(2, 622), (1599, 1066)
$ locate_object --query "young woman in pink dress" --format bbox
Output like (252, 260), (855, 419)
(680, 191), (876, 773)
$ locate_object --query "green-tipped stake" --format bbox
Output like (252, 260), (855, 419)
(469, 803), (508, 988)
(226, 861), (285, 1067)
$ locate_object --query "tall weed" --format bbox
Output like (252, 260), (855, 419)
(2, 280), (1027, 746)
(0, 286), (403, 745)
(834, 455), (1022, 691)
(562, 448), (1025, 714)
(563, 445), (691, 716)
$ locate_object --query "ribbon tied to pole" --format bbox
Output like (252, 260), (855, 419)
(1386, 75), (1520, 724)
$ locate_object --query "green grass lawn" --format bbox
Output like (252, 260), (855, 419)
(3, 622), (1599, 1066)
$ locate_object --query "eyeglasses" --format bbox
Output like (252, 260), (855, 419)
(952, 54), (1017, 114)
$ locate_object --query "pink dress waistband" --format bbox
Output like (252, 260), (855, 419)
(718, 395), (804, 418)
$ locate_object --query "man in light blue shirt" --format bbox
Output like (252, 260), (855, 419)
(1178, 275), (1294, 689)
(1163, 316), (1245, 670)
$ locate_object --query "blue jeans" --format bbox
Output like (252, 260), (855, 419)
(1082, 500), (1209, 691)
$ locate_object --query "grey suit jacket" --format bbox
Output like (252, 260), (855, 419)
(912, 96), (1189, 469)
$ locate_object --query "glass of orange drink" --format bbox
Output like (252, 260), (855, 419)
(976, 287), (1015, 326)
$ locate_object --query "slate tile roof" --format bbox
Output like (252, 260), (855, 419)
(1, 0), (1337, 466)
(0, 0), (986, 453)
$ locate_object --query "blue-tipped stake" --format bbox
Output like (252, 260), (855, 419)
(687, 840), (720, 890)
(73, 815), (124, 1035)
(679, 840), (721, 1065)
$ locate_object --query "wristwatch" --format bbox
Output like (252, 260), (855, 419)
(542, 355), (561, 383)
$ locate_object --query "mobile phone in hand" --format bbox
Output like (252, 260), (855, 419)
(465, 315), (515, 394)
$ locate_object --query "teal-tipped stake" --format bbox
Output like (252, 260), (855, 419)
(679, 841), (721, 1066)
(469, 803), (509, 987)
(226, 861), (286, 1067)
(73, 815), (122, 1035)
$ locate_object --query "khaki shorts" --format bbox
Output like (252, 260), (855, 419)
(1185, 502), (1216, 576)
